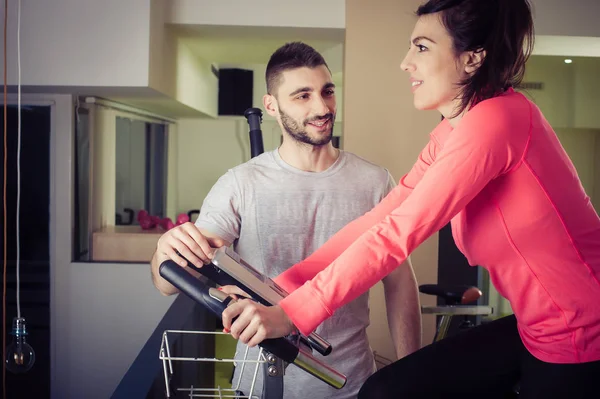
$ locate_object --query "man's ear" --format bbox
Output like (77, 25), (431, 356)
(464, 48), (486, 75)
(263, 94), (279, 117)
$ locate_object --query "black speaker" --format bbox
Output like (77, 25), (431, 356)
(218, 68), (254, 116)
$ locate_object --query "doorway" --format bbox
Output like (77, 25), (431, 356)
(0, 104), (51, 398)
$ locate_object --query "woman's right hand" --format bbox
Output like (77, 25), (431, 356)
(219, 285), (252, 300)
(155, 222), (225, 268)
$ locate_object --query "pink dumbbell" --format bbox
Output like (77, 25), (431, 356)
(176, 213), (190, 226)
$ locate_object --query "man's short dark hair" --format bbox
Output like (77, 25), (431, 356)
(265, 42), (330, 96)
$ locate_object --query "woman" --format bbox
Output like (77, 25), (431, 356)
(221, 0), (600, 396)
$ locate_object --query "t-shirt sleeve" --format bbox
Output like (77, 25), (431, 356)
(384, 169), (397, 196)
(273, 130), (441, 294)
(195, 170), (242, 244)
(279, 98), (530, 335)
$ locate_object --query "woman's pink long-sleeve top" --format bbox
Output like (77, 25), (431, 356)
(275, 88), (600, 364)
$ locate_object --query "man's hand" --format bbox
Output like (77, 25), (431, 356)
(156, 222), (226, 268)
(221, 301), (295, 347)
(150, 223), (230, 295)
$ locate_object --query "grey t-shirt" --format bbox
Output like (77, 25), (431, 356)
(196, 149), (395, 399)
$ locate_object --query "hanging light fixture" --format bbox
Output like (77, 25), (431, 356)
(4, 0), (35, 377)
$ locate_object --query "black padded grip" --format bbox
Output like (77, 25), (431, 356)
(159, 260), (232, 315)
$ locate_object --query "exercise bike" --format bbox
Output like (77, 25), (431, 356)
(419, 284), (493, 341)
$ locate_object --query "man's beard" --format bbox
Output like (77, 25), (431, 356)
(279, 108), (335, 146)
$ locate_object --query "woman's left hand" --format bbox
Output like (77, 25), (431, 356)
(221, 300), (296, 347)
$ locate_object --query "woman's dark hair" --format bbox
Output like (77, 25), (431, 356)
(417, 0), (534, 117)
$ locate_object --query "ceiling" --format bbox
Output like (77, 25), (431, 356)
(171, 25), (345, 68)
(534, 35), (600, 58)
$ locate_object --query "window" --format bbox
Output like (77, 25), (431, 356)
(73, 99), (174, 262)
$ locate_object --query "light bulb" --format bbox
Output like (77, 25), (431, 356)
(5, 317), (35, 374)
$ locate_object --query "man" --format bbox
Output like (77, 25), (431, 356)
(150, 42), (421, 398)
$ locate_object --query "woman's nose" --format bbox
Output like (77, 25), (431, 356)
(400, 50), (414, 72)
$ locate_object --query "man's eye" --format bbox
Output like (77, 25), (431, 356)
(297, 94), (309, 100)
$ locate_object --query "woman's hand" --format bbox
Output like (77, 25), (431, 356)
(221, 301), (296, 347)
(218, 285), (251, 300)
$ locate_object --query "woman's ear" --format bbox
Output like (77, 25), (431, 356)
(464, 48), (486, 75)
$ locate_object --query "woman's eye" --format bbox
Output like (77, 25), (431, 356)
(417, 44), (428, 52)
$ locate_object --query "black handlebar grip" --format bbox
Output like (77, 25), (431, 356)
(159, 259), (233, 315)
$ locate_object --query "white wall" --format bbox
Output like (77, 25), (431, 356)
(321, 44), (345, 78)
(175, 117), (282, 214)
(64, 263), (176, 399)
(555, 128), (599, 197)
(174, 42), (219, 117)
(573, 57), (600, 129)
(167, 0), (345, 28)
(533, 36), (600, 57)
(1, 0), (151, 87)
(149, 0), (171, 94)
(149, 0), (219, 117)
(521, 56), (575, 128)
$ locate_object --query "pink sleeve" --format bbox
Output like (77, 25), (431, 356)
(279, 98), (530, 335)
(273, 132), (441, 294)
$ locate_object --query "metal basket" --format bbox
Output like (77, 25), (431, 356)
(159, 329), (270, 398)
